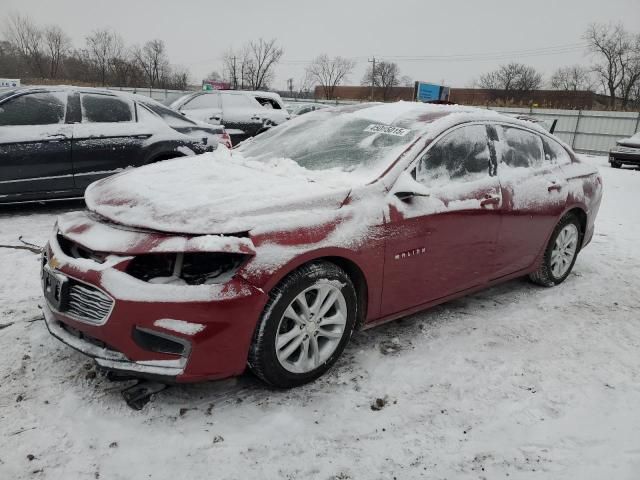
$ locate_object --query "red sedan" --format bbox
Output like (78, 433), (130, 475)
(42, 103), (603, 387)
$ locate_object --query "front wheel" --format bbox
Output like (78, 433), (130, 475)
(248, 261), (357, 388)
(529, 213), (582, 287)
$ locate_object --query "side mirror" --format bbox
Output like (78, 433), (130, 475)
(391, 170), (430, 201)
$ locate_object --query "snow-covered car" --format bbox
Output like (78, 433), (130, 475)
(170, 90), (289, 145)
(42, 102), (602, 388)
(608, 131), (640, 168)
(0, 86), (227, 204)
(286, 102), (329, 117)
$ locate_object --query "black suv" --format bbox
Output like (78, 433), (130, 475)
(0, 87), (223, 204)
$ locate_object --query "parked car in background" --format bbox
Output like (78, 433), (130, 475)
(170, 90), (289, 145)
(0, 86), (223, 204)
(286, 102), (330, 117)
(609, 132), (640, 168)
(43, 103), (602, 388)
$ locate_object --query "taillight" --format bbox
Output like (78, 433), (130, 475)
(218, 131), (233, 149)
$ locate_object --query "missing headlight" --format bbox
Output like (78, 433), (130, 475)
(126, 252), (247, 285)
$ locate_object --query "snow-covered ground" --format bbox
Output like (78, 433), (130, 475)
(1, 155), (638, 479)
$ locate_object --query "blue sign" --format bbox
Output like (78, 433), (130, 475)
(415, 82), (449, 102)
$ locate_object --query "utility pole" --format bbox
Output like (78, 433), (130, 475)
(232, 56), (237, 89)
(287, 78), (294, 97)
(368, 56), (376, 101)
(240, 62), (244, 90)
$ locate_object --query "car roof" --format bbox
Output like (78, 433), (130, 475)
(325, 101), (548, 137)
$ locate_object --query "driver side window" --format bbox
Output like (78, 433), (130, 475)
(415, 124), (494, 188)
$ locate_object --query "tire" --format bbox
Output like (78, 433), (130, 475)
(529, 213), (583, 287)
(248, 261), (357, 388)
(611, 160), (622, 168)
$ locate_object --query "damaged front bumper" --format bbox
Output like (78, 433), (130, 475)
(43, 303), (186, 379)
(41, 211), (269, 382)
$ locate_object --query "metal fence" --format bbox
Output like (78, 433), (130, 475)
(106, 86), (193, 105)
(106, 88), (639, 155)
(487, 107), (640, 155)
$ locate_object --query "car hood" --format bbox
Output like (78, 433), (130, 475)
(84, 148), (354, 235)
(617, 136), (640, 148)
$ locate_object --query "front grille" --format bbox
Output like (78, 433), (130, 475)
(66, 283), (114, 325)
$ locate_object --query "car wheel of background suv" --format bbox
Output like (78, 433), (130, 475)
(529, 212), (583, 287)
(248, 261), (357, 388)
(611, 159), (622, 168)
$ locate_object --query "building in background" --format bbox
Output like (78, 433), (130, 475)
(313, 85), (617, 110)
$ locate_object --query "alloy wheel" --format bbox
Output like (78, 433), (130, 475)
(550, 224), (579, 278)
(275, 282), (347, 374)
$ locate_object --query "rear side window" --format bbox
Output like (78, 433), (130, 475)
(81, 94), (133, 123)
(497, 126), (544, 169)
(184, 94), (220, 109)
(0, 92), (67, 126)
(416, 124), (494, 187)
(542, 137), (572, 165)
(255, 97), (281, 109)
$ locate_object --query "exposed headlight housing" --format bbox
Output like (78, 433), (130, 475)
(126, 252), (247, 285)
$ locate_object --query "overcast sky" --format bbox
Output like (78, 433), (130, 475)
(3, 0), (640, 90)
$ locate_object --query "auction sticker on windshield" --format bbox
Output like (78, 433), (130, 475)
(364, 124), (410, 137)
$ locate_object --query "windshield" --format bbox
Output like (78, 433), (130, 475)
(236, 107), (422, 179)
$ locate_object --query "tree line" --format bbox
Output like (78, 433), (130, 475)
(1, 13), (190, 90)
(477, 23), (640, 109)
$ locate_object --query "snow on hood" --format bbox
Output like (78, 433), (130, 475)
(617, 132), (640, 147)
(84, 147), (354, 235)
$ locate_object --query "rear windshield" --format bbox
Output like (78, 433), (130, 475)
(140, 100), (197, 127)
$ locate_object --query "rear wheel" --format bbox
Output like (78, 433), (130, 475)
(248, 261), (356, 388)
(529, 213), (582, 287)
(611, 160), (622, 168)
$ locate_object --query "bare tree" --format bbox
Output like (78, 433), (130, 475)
(241, 38), (283, 90)
(133, 39), (169, 88)
(168, 67), (190, 90)
(306, 54), (355, 99)
(205, 70), (222, 81)
(619, 34), (640, 109)
(86, 29), (123, 85)
(43, 25), (70, 78)
(361, 61), (401, 100)
(399, 75), (413, 87)
(584, 23), (638, 108)
(479, 62), (543, 91)
(550, 65), (594, 91)
(3, 12), (46, 77)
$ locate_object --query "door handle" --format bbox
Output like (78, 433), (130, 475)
(44, 133), (68, 142)
(209, 115), (221, 121)
(480, 194), (500, 207)
(547, 181), (563, 192)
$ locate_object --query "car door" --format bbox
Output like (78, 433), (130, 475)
(0, 91), (74, 198)
(220, 93), (264, 140)
(380, 123), (502, 317)
(492, 124), (569, 277)
(72, 92), (149, 188)
(178, 92), (223, 125)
